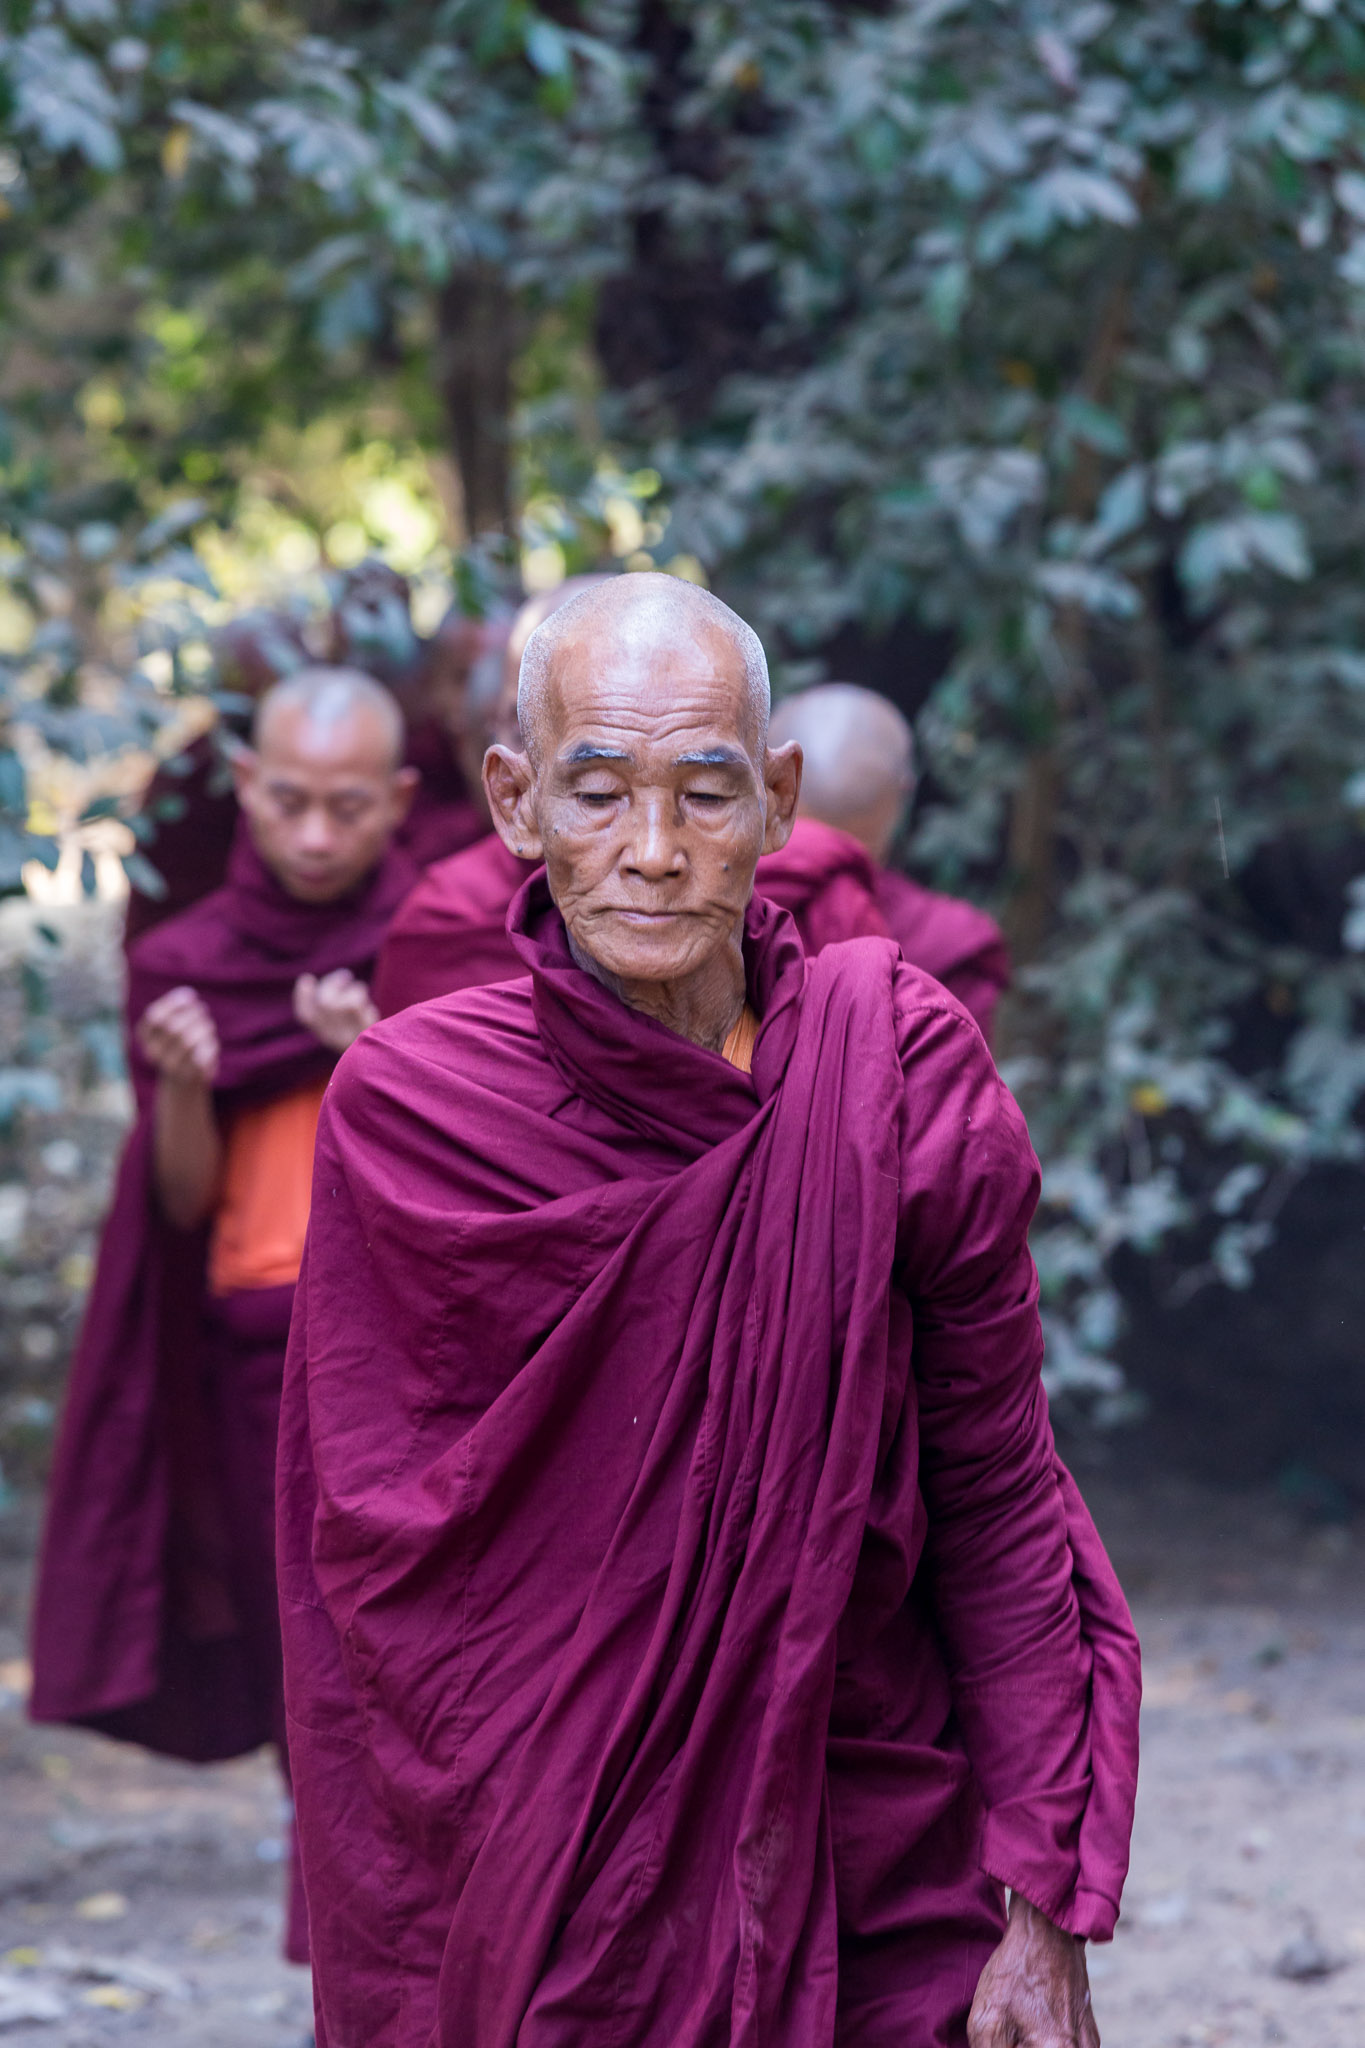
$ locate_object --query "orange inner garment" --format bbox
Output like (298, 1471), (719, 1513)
(720, 1004), (759, 1075)
(208, 1075), (329, 1296)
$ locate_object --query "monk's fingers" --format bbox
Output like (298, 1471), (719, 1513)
(315, 968), (364, 1001)
(140, 998), (219, 1078)
(139, 985), (202, 1032)
(292, 974), (319, 1027)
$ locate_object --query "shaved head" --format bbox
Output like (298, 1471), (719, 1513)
(517, 574), (770, 767)
(768, 683), (915, 865)
(238, 666), (416, 903)
(506, 574), (616, 695)
(253, 665), (405, 774)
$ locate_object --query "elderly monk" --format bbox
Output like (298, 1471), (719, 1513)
(764, 684), (1010, 1039)
(374, 574), (612, 1013)
(31, 669), (419, 1963)
(279, 574), (1139, 2047)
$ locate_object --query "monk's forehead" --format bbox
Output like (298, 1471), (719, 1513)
(257, 700), (396, 773)
(542, 617), (759, 756)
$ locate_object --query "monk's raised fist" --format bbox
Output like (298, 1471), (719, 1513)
(294, 968), (378, 1054)
(968, 1894), (1099, 2048)
(136, 986), (220, 1088)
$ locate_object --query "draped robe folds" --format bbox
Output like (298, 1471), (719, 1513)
(755, 819), (1009, 1039)
(279, 877), (1140, 2048)
(871, 867), (1010, 1043)
(751, 815), (891, 957)
(374, 830), (529, 1014)
(31, 828), (416, 1769)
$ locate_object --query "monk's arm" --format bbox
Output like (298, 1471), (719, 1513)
(136, 986), (223, 1230)
(895, 989), (1138, 1942)
(151, 1074), (223, 1230)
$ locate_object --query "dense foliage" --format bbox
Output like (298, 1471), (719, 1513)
(4, 0), (1365, 1399)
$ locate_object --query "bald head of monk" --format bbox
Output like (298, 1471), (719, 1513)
(233, 667), (418, 905)
(768, 683), (916, 867)
(484, 573), (801, 1049)
(484, 573), (617, 754)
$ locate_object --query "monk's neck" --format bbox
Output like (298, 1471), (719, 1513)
(567, 933), (747, 1055)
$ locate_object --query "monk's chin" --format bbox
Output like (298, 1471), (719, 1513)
(277, 869), (359, 904)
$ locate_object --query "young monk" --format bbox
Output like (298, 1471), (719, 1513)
(374, 575), (611, 1013)
(764, 681), (1010, 1037)
(279, 576), (1139, 2046)
(30, 668), (418, 1964)
(126, 576), (500, 946)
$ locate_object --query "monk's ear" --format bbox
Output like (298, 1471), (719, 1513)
(761, 740), (802, 855)
(390, 764), (420, 823)
(229, 743), (259, 806)
(484, 743), (543, 862)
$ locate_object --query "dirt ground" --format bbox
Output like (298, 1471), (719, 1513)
(3, 1473), (1365, 2046)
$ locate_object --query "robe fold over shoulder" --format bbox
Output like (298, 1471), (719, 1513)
(755, 818), (1009, 1039)
(29, 829), (416, 1760)
(374, 832), (530, 1015)
(280, 879), (1139, 2048)
(871, 869), (1009, 1041)
(753, 817), (890, 958)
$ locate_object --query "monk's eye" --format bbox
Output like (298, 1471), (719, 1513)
(577, 791), (619, 809)
(687, 790), (728, 807)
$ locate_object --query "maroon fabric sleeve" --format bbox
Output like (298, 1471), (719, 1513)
(891, 972), (1138, 1939)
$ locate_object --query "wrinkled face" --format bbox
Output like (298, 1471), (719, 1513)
(485, 619), (799, 989)
(234, 707), (415, 903)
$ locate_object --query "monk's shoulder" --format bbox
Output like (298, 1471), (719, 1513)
(887, 956), (1035, 1186)
(331, 979), (542, 1126)
(386, 837), (523, 939)
(125, 885), (238, 986)
(876, 869), (1006, 978)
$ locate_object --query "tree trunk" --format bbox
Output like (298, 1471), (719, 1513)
(437, 264), (514, 540)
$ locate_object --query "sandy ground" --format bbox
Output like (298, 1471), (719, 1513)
(2, 1474), (1365, 2045)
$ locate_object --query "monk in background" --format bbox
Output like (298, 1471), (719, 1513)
(125, 565), (506, 944)
(375, 574), (611, 1013)
(280, 575), (1138, 2045)
(122, 607), (310, 947)
(763, 682), (1010, 1038)
(30, 669), (418, 1964)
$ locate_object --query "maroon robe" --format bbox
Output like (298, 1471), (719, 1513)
(872, 868), (1009, 1043)
(123, 731), (238, 949)
(125, 719), (482, 947)
(374, 832), (530, 1015)
(754, 816), (890, 956)
(31, 829), (415, 1957)
(756, 819), (1009, 1039)
(397, 716), (487, 869)
(279, 877), (1139, 2048)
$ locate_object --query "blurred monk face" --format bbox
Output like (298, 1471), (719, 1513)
(234, 706), (416, 905)
(485, 615), (800, 993)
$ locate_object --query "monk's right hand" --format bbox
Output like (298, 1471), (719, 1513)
(136, 986), (220, 1088)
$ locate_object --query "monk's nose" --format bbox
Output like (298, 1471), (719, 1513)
(297, 806), (338, 854)
(625, 799), (684, 880)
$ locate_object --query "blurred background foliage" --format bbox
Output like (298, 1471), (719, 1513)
(2, 0), (1365, 1437)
